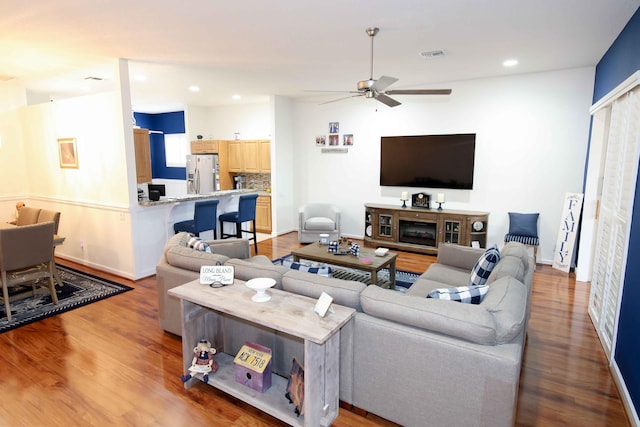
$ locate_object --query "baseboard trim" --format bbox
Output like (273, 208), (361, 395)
(611, 360), (639, 426)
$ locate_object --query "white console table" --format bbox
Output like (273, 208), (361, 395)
(169, 280), (355, 427)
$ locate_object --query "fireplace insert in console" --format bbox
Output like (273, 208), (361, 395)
(399, 220), (437, 246)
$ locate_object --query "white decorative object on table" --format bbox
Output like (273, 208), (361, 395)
(246, 278), (276, 302)
(375, 247), (389, 257)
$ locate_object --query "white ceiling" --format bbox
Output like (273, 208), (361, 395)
(2, 0), (639, 112)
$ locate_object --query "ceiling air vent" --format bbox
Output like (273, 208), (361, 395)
(420, 49), (446, 59)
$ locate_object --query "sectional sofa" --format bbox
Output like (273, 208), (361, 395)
(156, 233), (533, 427)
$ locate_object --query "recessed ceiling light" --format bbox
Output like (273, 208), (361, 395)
(503, 59), (518, 67)
(232, 94), (241, 100)
(189, 85), (200, 92)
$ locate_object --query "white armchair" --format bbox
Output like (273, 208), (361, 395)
(298, 203), (341, 243)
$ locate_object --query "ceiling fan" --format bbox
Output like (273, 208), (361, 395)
(314, 27), (452, 108)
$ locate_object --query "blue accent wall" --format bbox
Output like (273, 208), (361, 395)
(133, 111), (187, 180)
(593, 6), (640, 416)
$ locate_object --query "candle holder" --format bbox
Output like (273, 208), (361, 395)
(401, 199), (407, 208)
(436, 201), (444, 211)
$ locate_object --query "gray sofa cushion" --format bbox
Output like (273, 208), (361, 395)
(418, 263), (470, 288)
(436, 243), (484, 270)
(224, 258), (290, 288)
(500, 242), (530, 272)
(163, 232), (231, 271)
(481, 276), (527, 344)
(165, 245), (230, 271)
(282, 269), (366, 311)
(487, 255), (526, 285)
(360, 285), (497, 345)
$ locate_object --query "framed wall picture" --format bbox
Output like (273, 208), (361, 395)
(343, 134), (353, 146)
(329, 122), (339, 134)
(328, 135), (339, 146)
(58, 138), (78, 168)
(315, 135), (326, 146)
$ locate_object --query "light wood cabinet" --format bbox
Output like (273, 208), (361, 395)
(227, 139), (271, 173)
(364, 203), (489, 255)
(259, 140), (271, 172)
(134, 128), (152, 184)
(190, 140), (220, 154)
(228, 141), (243, 172)
(255, 196), (272, 233)
(242, 140), (260, 172)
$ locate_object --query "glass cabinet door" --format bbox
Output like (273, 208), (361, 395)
(443, 220), (461, 244)
(379, 214), (393, 237)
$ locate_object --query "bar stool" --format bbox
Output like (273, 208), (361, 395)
(174, 199), (219, 239)
(219, 193), (259, 254)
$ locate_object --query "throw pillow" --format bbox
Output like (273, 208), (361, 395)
(469, 245), (500, 286)
(427, 285), (490, 304)
(508, 212), (539, 237)
(187, 235), (212, 253)
(283, 260), (332, 277)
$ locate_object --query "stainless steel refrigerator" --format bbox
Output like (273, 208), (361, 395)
(186, 154), (220, 194)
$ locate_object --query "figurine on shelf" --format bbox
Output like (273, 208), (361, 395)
(181, 339), (218, 383)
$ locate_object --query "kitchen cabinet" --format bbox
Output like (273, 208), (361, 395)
(259, 140), (271, 172)
(255, 195), (272, 233)
(134, 128), (152, 184)
(364, 203), (489, 255)
(227, 139), (271, 173)
(190, 139), (220, 154)
(228, 141), (243, 172)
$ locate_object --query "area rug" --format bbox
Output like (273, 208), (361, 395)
(0, 265), (133, 334)
(273, 254), (419, 291)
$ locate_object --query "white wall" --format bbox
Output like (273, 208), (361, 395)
(186, 103), (271, 141)
(292, 67), (595, 264)
(0, 79), (144, 278)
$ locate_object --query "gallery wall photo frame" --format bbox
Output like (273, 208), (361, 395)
(58, 137), (79, 168)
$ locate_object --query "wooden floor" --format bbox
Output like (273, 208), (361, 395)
(0, 232), (631, 426)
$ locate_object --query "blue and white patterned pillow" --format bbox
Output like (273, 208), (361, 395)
(427, 285), (490, 304)
(187, 235), (212, 253)
(469, 245), (500, 286)
(283, 260), (332, 277)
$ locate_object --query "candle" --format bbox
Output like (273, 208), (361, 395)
(401, 191), (408, 201)
(437, 193), (445, 203)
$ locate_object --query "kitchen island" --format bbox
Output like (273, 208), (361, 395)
(134, 189), (261, 277)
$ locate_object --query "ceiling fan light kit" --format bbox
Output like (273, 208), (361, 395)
(314, 27), (452, 108)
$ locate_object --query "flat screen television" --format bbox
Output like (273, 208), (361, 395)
(380, 133), (476, 189)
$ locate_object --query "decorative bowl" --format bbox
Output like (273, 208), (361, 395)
(375, 247), (389, 257)
(246, 278), (276, 302)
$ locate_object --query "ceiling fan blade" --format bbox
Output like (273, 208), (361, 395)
(386, 89), (452, 95)
(374, 93), (401, 107)
(304, 89), (360, 93)
(319, 94), (365, 105)
(371, 75), (398, 92)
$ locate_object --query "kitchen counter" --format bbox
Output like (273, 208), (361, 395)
(138, 189), (258, 206)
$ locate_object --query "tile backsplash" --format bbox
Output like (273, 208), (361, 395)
(240, 173), (271, 192)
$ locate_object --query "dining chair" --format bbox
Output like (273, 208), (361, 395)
(37, 209), (61, 234)
(219, 193), (259, 254)
(0, 222), (59, 321)
(173, 199), (220, 239)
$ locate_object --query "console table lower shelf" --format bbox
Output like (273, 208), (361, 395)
(169, 280), (356, 427)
